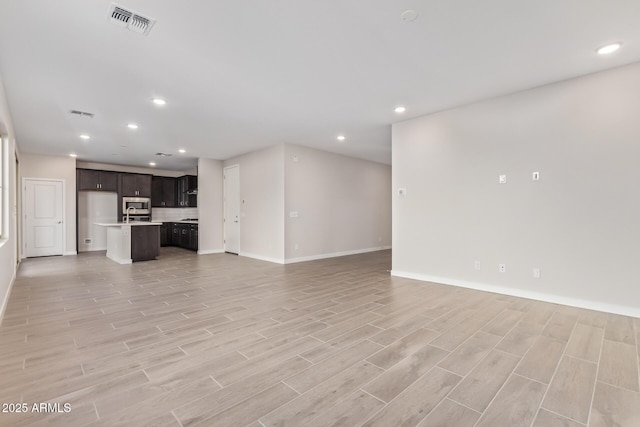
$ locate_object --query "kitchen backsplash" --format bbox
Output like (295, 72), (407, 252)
(152, 207), (198, 222)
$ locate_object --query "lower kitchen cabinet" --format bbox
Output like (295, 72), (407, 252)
(160, 223), (170, 247)
(164, 222), (198, 251)
(131, 226), (160, 262)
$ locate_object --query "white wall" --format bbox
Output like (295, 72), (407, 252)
(284, 144), (391, 262)
(0, 73), (18, 324)
(20, 153), (77, 256)
(197, 158), (224, 254)
(224, 145), (285, 263)
(392, 61), (640, 317)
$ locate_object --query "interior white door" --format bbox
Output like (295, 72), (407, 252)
(224, 165), (240, 254)
(25, 179), (64, 257)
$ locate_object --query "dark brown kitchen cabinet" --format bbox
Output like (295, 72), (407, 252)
(131, 225), (160, 261)
(170, 223), (180, 246)
(120, 173), (152, 197)
(166, 222), (198, 251)
(160, 223), (170, 247)
(151, 176), (177, 207)
(190, 224), (198, 251)
(176, 175), (197, 207)
(77, 169), (118, 191)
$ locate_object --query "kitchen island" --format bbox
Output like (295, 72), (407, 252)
(95, 222), (162, 264)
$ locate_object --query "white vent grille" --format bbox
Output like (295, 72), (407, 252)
(70, 110), (94, 118)
(108, 3), (155, 36)
(110, 6), (131, 26)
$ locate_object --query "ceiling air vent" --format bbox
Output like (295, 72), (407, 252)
(70, 110), (94, 118)
(155, 152), (173, 157)
(108, 3), (156, 36)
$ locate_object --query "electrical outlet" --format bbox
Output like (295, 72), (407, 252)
(289, 211), (298, 218)
(533, 268), (541, 278)
(474, 261), (481, 271)
(499, 263), (506, 273)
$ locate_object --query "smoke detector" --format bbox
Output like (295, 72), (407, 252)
(108, 3), (156, 36)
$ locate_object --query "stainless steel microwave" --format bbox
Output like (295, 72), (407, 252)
(122, 197), (150, 214)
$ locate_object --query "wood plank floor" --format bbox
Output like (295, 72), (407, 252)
(1, 248), (639, 426)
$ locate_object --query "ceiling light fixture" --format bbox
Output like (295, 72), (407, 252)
(69, 153), (78, 158)
(597, 43), (622, 55)
(178, 149), (186, 153)
(79, 134), (91, 140)
(127, 123), (139, 129)
(152, 98), (166, 106)
(394, 105), (407, 114)
(149, 162), (156, 166)
(337, 135), (346, 141)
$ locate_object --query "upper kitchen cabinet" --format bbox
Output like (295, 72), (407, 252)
(120, 173), (152, 197)
(177, 175), (197, 207)
(77, 169), (118, 191)
(151, 176), (177, 207)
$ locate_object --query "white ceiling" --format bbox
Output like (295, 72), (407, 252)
(1, 1), (639, 170)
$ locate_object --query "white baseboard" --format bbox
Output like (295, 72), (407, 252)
(239, 252), (285, 265)
(0, 270), (17, 327)
(64, 251), (77, 256)
(391, 270), (640, 318)
(285, 246), (391, 264)
(197, 249), (225, 255)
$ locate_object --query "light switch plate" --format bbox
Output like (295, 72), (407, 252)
(499, 175), (507, 184)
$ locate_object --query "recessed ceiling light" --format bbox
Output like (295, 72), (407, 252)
(337, 135), (346, 141)
(127, 123), (139, 129)
(178, 149), (186, 153)
(69, 153), (78, 158)
(79, 134), (90, 140)
(394, 105), (407, 114)
(149, 162), (156, 166)
(152, 98), (166, 106)
(597, 43), (622, 55)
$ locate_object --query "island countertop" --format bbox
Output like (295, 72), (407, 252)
(95, 222), (161, 264)
(95, 222), (163, 227)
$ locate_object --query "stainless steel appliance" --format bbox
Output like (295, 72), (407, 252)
(122, 197), (150, 215)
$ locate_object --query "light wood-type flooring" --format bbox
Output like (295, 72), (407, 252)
(1, 248), (639, 426)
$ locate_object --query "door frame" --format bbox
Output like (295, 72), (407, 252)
(14, 149), (20, 265)
(22, 177), (66, 258)
(223, 164), (240, 254)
